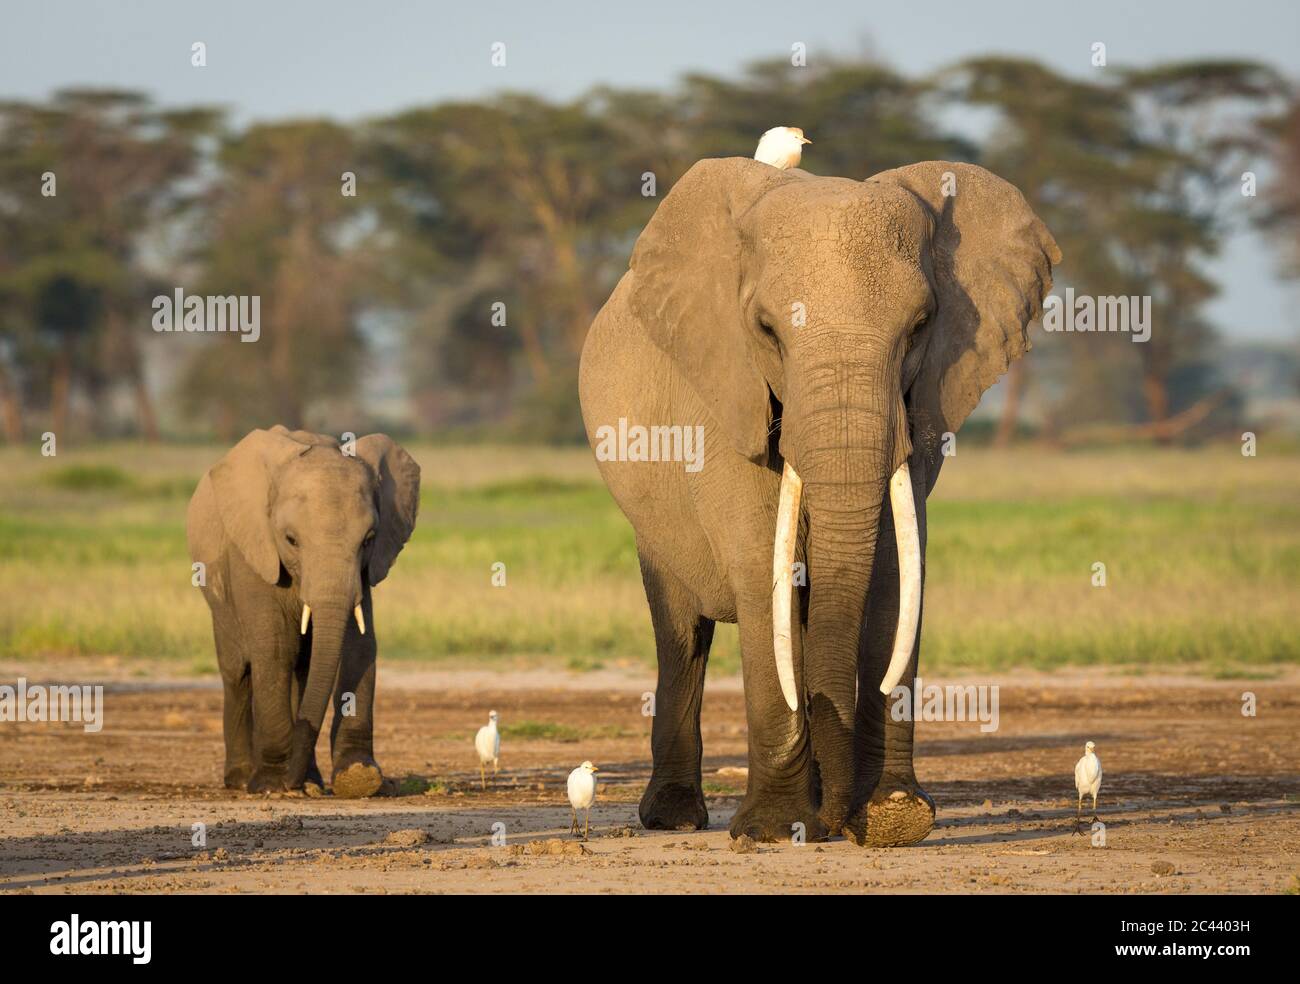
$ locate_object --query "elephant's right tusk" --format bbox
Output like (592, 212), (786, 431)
(771, 461), (802, 713)
(879, 460), (921, 695)
(354, 604), (366, 635)
(300, 604), (311, 636)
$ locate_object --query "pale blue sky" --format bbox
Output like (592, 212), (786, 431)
(3, 0), (1297, 340)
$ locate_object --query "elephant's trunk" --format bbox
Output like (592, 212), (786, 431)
(769, 352), (917, 824)
(302, 603), (348, 730)
(287, 601), (350, 787)
(770, 353), (921, 700)
(799, 481), (882, 817)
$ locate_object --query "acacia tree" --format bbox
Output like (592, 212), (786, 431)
(177, 121), (373, 435)
(681, 56), (966, 177)
(0, 90), (217, 441)
(371, 62), (964, 439)
(1256, 92), (1300, 283)
(371, 95), (639, 438)
(938, 58), (1286, 442)
(1117, 61), (1289, 436)
(934, 58), (1140, 443)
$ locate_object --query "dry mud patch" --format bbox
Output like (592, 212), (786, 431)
(1, 669), (1296, 894)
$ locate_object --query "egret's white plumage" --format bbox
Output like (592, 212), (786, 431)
(475, 710), (499, 789)
(1074, 740), (1102, 826)
(567, 760), (599, 840)
(754, 126), (811, 170)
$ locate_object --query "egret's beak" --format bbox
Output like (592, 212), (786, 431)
(800, 136), (812, 145)
(591, 766), (600, 773)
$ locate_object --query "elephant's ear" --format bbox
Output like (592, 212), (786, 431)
(206, 428), (310, 585)
(867, 161), (1061, 489)
(354, 434), (421, 586)
(186, 473), (226, 600)
(629, 157), (799, 464)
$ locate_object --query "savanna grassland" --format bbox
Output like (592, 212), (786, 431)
(0, 441), (1297, 678)
(3, 442), (1300, 896)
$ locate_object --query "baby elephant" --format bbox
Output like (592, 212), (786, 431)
(187, 426), (420, 797)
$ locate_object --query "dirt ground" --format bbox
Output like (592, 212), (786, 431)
(1, 664), (1297, 894)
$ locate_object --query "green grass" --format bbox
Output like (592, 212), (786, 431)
(498, 720), (635, 742)
(0, 442), (1297, 675)
(398, 776), (433, 796)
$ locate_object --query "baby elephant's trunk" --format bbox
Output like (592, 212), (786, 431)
(286, 602), (351, 787)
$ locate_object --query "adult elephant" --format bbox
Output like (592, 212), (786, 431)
(579, 158), (1059, 845)
(187, 426), (420, 797)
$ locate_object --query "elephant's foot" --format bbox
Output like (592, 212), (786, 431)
(729, 791), (828, 844)
(224, 762), (254, 790)
(332, 759), (383, 799)
(247, 766), (291, 794)
(640, 779), (708, 831)
(249, 762), (321, 793)
(843, 778), (935, 848)
(305, 761), (324, 788)
(816, 793), (853, 838)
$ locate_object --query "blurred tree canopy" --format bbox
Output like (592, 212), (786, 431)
(0, 90), (219, 440)
(0, 54), (1293, 445)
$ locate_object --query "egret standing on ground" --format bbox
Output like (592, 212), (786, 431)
(754, 126), (811, 170)
(475, 710), (499, 790)
(567, 761), (599, 840)
(1074, 740), (1103, 832)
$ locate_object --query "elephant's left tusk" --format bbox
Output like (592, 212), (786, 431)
(300, 604), (311, 636)
(771, 461), (802, 713)
(880, 460), (921, 695)
(354, 604), (366, 635)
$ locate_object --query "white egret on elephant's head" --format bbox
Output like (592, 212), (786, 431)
(754, 126), (811, 170)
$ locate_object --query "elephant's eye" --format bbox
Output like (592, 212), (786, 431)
(363, 530), (376, 547)
(285, 532), (298, 547)
(906, 311), (929, 343)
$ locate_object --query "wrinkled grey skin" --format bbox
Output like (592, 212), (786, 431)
(187, 426), (419, 797)
(580, 158), (1059, 844)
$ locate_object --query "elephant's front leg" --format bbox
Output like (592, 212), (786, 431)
(248, 649), (297, 793)
(729, 591), (825, 843)
(329, 592), (383, 799)
(213, 620), (255, 790)
(638, 556), (713, 831)
(220, 667), (254, 789)
(289, 648), (324, 790)
(846, 618), (934, 847)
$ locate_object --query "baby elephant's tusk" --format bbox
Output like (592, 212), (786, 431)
(300, 604), (311, 636)
(354, 604), (366, 635)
